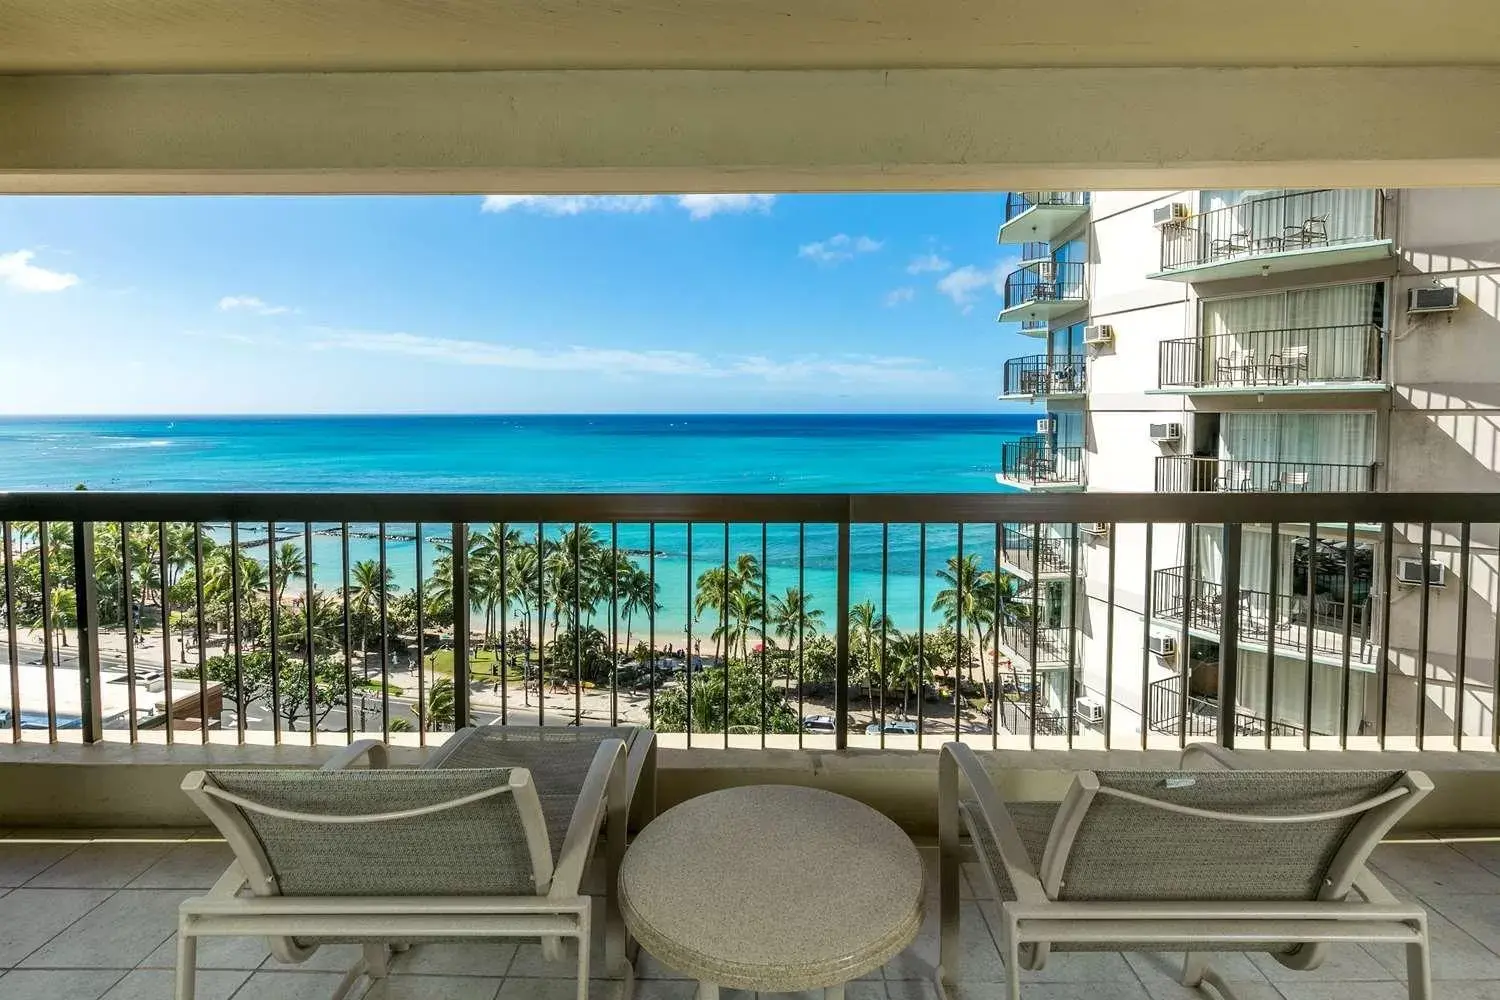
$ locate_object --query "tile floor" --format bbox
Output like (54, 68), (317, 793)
(0, 829), (1495, 999)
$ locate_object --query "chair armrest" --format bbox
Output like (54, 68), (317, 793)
(624, 727), (658, 828)
(320, 739), (390, 771)
(1179, 744), (1240, 771)
(550, 737), (626, 898)
(940, 742), (1047, 904)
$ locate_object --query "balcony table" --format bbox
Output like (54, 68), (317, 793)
(618, 784), (924, 1000)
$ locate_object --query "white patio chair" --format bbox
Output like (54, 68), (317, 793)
(177, 735), (632, 1000)
(937, 741), (1433, 1000)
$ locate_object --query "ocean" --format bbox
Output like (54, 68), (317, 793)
(0, 414), (1033, 635)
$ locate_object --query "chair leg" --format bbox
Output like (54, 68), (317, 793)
(174, 930), (197, 1000)
(936, 748), (961, 989)
(1005, 931), (1022, 1000)
(576, 904), (592, 1000)
(363, 942), (390, 979)
(1407, 938), (1433, 1000)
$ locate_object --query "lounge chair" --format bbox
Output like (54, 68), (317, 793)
(937, 741), (1433, 1000)
(177, 729), (647, 1000)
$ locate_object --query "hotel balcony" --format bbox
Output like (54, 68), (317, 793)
(997, 614), (1073, 671)
(1151, 189), (1392, 281)
(3, 492), (1499, 1000)
(997, 436), (1085, 490)
(1000, 353), (1086, 400)
(997, 260), (1088, 324)
(998, 523), (1075, 582)
(997, 191), (1091, 244)
(1157, 323), (1386, 394)
(1146, 673), (1313, 741)
(1156, 454), (1377, 493)
(1151, 565), (1378, 669)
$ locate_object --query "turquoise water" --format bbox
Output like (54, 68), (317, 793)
(0, 414), (1031, 635)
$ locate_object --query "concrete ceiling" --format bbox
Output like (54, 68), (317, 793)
(4, 0), (1500, 74)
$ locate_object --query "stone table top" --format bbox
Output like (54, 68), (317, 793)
(618, 784), (925, 991)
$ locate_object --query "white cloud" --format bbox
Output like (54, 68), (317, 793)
(675, 194), (776, 220)
(0, 250), (79, 293)
(480, 195), (660, 216)
(797, 234), (885, 265)
(883, 287), (916, 307)
(218, 295), (293, 316)
(936, 263), (1006, 312)
(313, 328), (948, 388)
(906, 253), (952, 275)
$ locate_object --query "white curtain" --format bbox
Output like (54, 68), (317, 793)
(1221, 413), (1375, 490)
(1199, 189), (1379, 247)
(1203, 283), (1379, 383)
(1236, 652), (1364, 737)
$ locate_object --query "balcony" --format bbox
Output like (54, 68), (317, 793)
(1151, 189), (1392, 281)
(1158, 323), (1386, 393)
(998, 614), (1072, 670)
(1151, 565), (1377, 668)
(1156, 454), (1377, 493)
(996, 191), (1090, 244)
(1016, 240), (1052, 266)
(1146, 673), (1315, 740)
(998, 523), (1074, 581)
(1017, 318), (1050, 338)
(997, 436), (1085, 490)
(1000, 353), (1086, 400)
(997, 260), (1088, 324)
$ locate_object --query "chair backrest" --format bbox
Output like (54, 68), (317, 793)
(1282, 470), (1310, 487)
(1039, 769), (1428, 903)
(184, 767), (551, 898)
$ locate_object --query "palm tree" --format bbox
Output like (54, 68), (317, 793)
(349, 558), (392, 675)
(886, 629), (937, 717)
(270, 540), (305, 606)
(933, 554), (998, 704)
(724, 585), (765, 661)
(768, 587), (824, 679)
(693, 566), (730, 665)
(619, 563), (656, 655)
(848, 600), (887, 708)
(426, 678), (456, 731)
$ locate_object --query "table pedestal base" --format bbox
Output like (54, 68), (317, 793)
(695, 983), (844, 999)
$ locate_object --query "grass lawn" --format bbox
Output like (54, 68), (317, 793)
(425, 648), (524, 681)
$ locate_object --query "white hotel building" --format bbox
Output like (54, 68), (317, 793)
(994, 189), (1500, 748)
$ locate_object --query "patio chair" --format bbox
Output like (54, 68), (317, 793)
(177, 732), (642, 1000)
(1267, 345), (1309, 384)
(1214, 350), (1255, 386)
(1283, 214), (1330, 248)
(937, 741), (1433, 1000)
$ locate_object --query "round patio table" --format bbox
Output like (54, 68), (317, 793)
(618, 784), (925, 1000)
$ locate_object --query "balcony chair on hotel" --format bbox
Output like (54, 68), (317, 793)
(176, 724), (656, 1000)
(937, 741), (1433, 1000)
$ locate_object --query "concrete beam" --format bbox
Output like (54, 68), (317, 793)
(4, 67), (1500, 193)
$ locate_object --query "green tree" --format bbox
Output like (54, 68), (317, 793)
(618, 562), (658, 655)
(349, 559), (393, 675)
(200, 651), (349, 732)
(886, 629), (939, 717)
(933, 554), (998, 703)
(768, 587), (824, 677)
(426, 677), (456, 731)
(269, 539), (306, 606)
(653, 662), (799, 735)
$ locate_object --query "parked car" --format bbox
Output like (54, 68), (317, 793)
(802, 714), (837, 733)
(864, 720), (918, 736)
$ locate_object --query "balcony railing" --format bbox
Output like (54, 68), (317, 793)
(1146, 674), (1312, 740)
(1156, 455), (1377, 494)
(1001, 354), (1086, 398)
(0, 491), (1490, 752)
(998, 615), (1071, 668)
(1158, 324), (1384, 390)
(1158, 189), (1385, 273)
(1152, 566), (1375, 664)
(1004, 191), (1090, 222)
(998, 524), (1072, 578)
(999, 437), (1085, 487)
(1002, 261), (1088, 312)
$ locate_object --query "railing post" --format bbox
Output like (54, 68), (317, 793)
(1217, 523), (1242, 749)
(834, 517), (851, 750)
(72, 521), (104, 743)
(451, 521), (471, 729)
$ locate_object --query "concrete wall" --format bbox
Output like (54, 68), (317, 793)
(3, 742), (1499, 837)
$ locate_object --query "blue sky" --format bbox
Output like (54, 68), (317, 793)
(0, 194), (1034, 414)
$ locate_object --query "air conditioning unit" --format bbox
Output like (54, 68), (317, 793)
(1148, 422), (1183, 443)
(1075, 696), (1105, 725)
(1148, 634), (1177, 659)
(1082, 324), (1114, 346)
(1396, 558), (1448, 588)
(1081, 522), (1110, 536)
(1408, 285), (1460, 314)
(1153, 202), (1191, 227)
(1035, 416), (1056, 435)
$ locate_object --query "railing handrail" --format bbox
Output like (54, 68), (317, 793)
(1158, 188), (1384, 271)
(1160, 321), (1384, 347)
(1157, 455), (1378, 473)
(1005, 191), (1090, 221)
(9, 490), (1499, 524)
